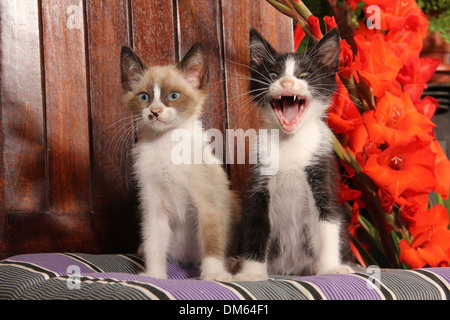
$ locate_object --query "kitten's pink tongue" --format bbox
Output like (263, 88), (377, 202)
(282, 100), (300, 124)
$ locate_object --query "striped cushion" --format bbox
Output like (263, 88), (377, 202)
(1, 253), (449, 300)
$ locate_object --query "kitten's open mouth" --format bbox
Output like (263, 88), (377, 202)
(270, 95), (308, 132)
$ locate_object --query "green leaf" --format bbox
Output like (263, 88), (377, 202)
(358, 214), (384, 254)
(435, 192), (445, 206)
(349, 234), (378, 267)
(390, 231), (409, 269)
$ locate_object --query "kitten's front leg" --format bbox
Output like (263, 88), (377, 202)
(194, 197), (233, 282)
(316, 220), (353, 275)
(139, 192), (171, 279)
(233, 182), (271, 282)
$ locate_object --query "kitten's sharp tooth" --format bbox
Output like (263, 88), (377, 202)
(293, 96), (297, 101)
(278, 96), (281, 100)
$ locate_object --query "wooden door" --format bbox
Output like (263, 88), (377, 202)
(0, 0), (292, 259)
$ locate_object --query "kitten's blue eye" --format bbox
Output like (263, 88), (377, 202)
(299, 71), (311, 78)
(168, 92), (181, 101)
(138, 93), (150, 102)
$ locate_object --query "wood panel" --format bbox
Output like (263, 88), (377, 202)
(1, 0), (46, 213)
(131, 0), (176, 65)
(85, 0), (140, 253)
(86, 1), (132, 209)
(42, 0), (92, 213)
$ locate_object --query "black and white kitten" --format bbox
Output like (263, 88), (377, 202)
(234, 28), (353, 280)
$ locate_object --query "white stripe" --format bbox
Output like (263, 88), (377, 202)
(154, 84), (161, 101)
(409, 269), (448, 299)
(284, 58), (296, 77)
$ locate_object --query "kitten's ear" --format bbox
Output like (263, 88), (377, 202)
(120, 46), (147, 91)
(249, 28), (277, 67)
(310, 28), (340, 73)
(178, 43), (208, 90)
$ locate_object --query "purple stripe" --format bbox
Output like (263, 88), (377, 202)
(297, 274), (382, 300)
(424, 267), (450, 284)
(89, 273), (240, 300)
(6, 253), (96, 275)
(167, 263), (200, 280)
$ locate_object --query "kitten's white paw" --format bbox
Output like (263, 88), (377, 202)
(233, 260), (268, 281)
(201, 257), (232, 282)
(233, 271), (269, 282)
(317, 264), (354, 275)
(138, 270), (168, 279)
(201, 271), (233, 282)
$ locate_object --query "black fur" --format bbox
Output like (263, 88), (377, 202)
(236, 166), (271, 262)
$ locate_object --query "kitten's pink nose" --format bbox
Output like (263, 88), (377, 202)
(150, 106), (162, 118)
(280, 79), (294, 89)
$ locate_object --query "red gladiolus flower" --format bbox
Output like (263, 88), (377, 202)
(415, 96), (438, 120)
(355, 32), (403, 97)
(363, 137), (438, 200)
(431, 140), (450, 199)
(399, 205), (450, 268)
(397, 57), (441, 103)
(339, 39), (361, 81)
(327, 78), (368, 153)
(378, 187), (395, 213)
(324, 16), (338, 32)
(337, 182), (362, 204)
(294, 23), (306, 52)
(307, 15), (322, 39)
(408, 204), (449, 236)
(397, 191), (430, 214)
(363, 91), (436, 145)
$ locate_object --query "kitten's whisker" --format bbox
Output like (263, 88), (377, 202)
(104, 114), (141, 131)
(226, 58), (273, 84)
(234, 91), (269, 128)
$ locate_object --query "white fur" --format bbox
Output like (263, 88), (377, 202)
(201, 257), (232, 281)
(264, 122), (333, 275)
(135, 125), (202, 275)
(153, 83), (161, 101)
(316, 220), (353, 275)
(234, 260), (268, 281)
(284, 57), (296, 78)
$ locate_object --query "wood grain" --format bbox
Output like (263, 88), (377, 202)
(131, 0), (176, 66)
(86, 0), (140, 253)
(42, 0), (92, 213)
(261, 0), (294, 53)
(1, 0), (46, 213)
